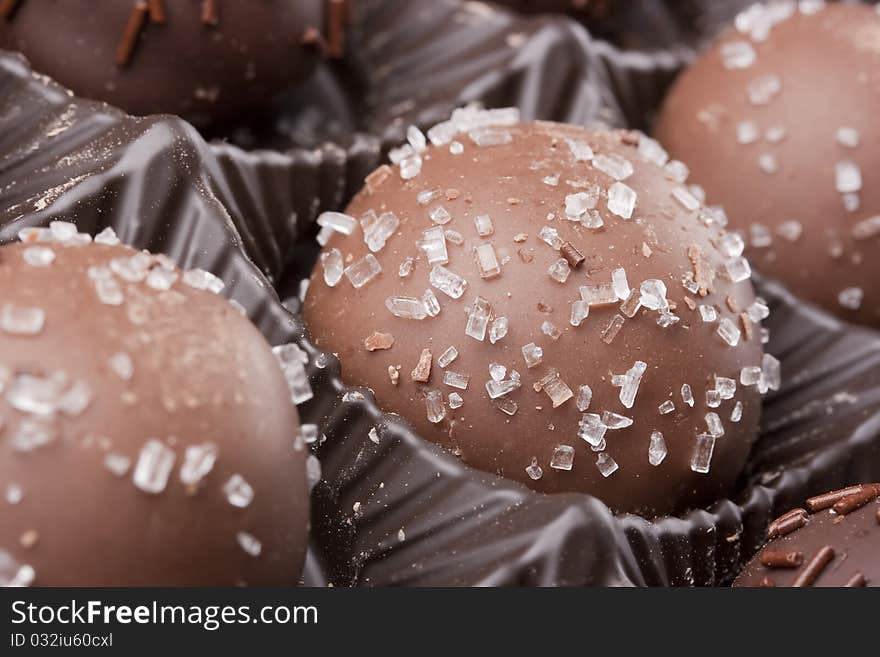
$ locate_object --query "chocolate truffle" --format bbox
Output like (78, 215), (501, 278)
(655, 3), (880, 326)
(0, 227), (309, 586)
(734, 483), (880, 587)
(0, 0), (343, 127)
(304, 112), (774, 516)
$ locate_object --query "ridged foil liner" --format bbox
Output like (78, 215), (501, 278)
(3, 0), (880, 586)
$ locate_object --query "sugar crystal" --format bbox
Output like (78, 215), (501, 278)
(748, 74), (781, 105)
(601, 314), (625, 344)
(489, 316), (508, 344)
(578, 413), (607, 447)
(721, 40), (756, 69)
(717, 318), (742, 347)
(448, 392), (464, 409)
(576, 385), (593, 412)
(429, 206), (452, 225)
(385, 296), (427, 320)
(547, 258), (571, 284)
(474, 214), (494, 237)
(648, 431), (667, 466)
(601, 411), (633, 429)
(422, 289), (441, 317)
(418, 226), (448, 265)
(526, 457), (543, 480)
(618, 360), (647, 409)
(570, 300), (589, 326)
(443, 371), (470, 390)
(474, 243), (501, 279)
(425, 390), (446, 423)
(731, 401), (744, 423)
(690, 434), (716, 474)
(1, 304), (45, 336)
(541, 321), (561, 340)
(465, 296), (491, 341)
(835, 160), (862, 193)
(681, 383), (695, 407)
(611, 268), (630, 300)
(133, 439), (175, 494)
(437, 346), (459, 368)
(607, 182), (637, 219)
(550, 445), (575, 471)
(838, 287), (863, 310)
(344, 254), (382, 289)
(705, 412), (725, 438)
(430, 265), (468, 298)
(538, 371), (573, 408)
(593, 153), (633, 181)
(658, 400), (675, 415)
(596, 452), (619, 477)
(539, 226), (563, 249)
(521, 342), (543, 368)
(320, 248), (344, 287)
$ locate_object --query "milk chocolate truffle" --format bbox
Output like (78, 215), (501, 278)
(734, 483), (880, 587)
(304, 112), (775, 516)
(655, 3), (880, 326)
(0, 226), (309, 586)
(0, 0), (345, 127)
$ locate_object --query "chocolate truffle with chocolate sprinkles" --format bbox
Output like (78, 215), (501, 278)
(304, 111), (772, 516)
(655, 3), (880, 327)
(734, 483), (880, 587)
(0, 227), (309, 586)
(0, 0), (344, 127)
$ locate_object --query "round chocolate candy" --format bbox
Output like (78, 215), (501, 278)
(304, 115), (772, 517)
(0, 0), (338, 128)
(734, 483), (880, 587)
(655, 3), (880, 326)
(0, 228), (309, 586)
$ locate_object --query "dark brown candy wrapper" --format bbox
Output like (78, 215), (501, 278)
(3, 0), (880, 586)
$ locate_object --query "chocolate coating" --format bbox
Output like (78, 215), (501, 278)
(0, 0), (325, 127)
(304, 120), (766, 517)
(734, 484), (880, 587)
(655, 3), (880, 327)
(0, 238), (308, 586)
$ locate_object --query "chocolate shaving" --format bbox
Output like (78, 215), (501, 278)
(0, 0), (20, 19)
(641, 242), (652, 258)
(147, 0), (166, 23)
(759, 550), (803, 569)
(740, 313), (754, 341)
(806, 484), (880, 512)
(116, 1), (149, 67)
(388, 365), (400, 387)
(513, 233), (528, 243)
(832, 485), (880, 515)
(201, 0), (218, 26)
(517, 249), (534, 263)
(844, 572), (867, 587)
(758, 576), (776, 587)
(683, 296), (696, 311)
(445, 189), (460, 200)
(790, 546), (835, 587)
(411, 348), (432, 383)
(364, 331), (395, 352)
(726, 295), (740, 313)
(560, 242), (585, 269)
(686, 244), (715, 296)
(767, 508), (808, 539)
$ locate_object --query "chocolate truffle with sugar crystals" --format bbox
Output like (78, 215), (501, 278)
(0, 0), (342, 128)
(304, 115), (773, 517)
(655, 3), (880, 327)
(733, 483), (880, 587)
(0, 228), (309, 586)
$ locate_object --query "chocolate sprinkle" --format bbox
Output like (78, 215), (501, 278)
(116, 1), (149, 67)
(759, 550), (803, 569)
(845, 573), (867, 587)
(0, 0), (20, 19)
(147, 0), (166, 24)
(790, 546), (835, 587)
(806, 484), (879, 512)
(767, 508), (808, 539)
(832, 485), (880, 516)
(200, 0), (219, 26)
(560, 242), (585, 269)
